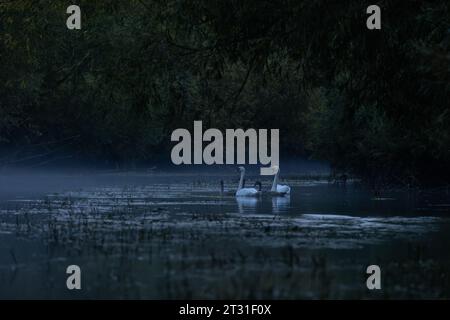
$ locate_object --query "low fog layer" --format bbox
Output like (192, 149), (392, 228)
(0, 158), (330, 201)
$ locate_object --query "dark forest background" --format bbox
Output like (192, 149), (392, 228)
(0, 1), (449, 185)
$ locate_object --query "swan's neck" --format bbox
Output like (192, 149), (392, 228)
(271, 170), (279, 191)
(238, 171), (245, 190)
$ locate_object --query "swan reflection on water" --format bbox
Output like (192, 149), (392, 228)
(236, 195), (291, 214)
(272, 195), (291, 214)
(236, 197), (259, 213)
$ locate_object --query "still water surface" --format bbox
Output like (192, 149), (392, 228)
(0, 172), (449, 299)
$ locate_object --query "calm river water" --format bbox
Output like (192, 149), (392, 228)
(0, 172), (449, 299)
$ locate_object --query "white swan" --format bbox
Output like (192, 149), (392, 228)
(235, 167), (261, 197)
(270, 165), (291, 195)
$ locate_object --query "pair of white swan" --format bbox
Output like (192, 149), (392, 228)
(235, 166), (291, 197)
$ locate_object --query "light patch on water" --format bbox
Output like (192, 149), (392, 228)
(1, 184), (447, 251)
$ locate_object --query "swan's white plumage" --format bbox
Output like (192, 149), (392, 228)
(271, 166), (291, 195)
(236, 188), (260, 197)
(235, 166), (261, 197)
(276, 184), (291, 194)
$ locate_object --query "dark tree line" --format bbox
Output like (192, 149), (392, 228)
(0, 1), (449, 184)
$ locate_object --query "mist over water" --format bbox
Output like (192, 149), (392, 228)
(0, 163), (450, 299)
